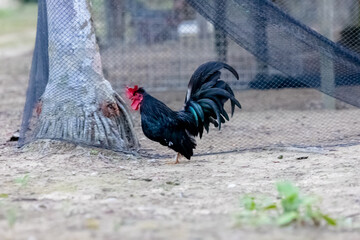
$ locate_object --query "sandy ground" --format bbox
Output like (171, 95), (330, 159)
(1, 53), (360, 240)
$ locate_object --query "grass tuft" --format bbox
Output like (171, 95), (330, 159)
(236, 181), (337, 227)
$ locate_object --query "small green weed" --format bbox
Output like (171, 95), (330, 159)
(236, 181), (337, 227)
(6, 208), (17, 228)
(0, 200), (18, 228)
(14, 174), (30, 188)
(90, 149), (99, 155)
(0, 193), (9, 198)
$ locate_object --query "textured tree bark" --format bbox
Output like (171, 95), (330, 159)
(34, 0), (139, 152)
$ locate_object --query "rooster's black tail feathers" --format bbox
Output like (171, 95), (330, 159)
(184, 61), (241, 138)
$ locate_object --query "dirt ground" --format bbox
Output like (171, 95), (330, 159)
(1, 52), (360, 240)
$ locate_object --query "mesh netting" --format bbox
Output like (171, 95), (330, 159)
(20, 0), (138, 152)
(20, 0), (360, 157)
(19, 0), (48, 147)
(188, 0), (360, 105)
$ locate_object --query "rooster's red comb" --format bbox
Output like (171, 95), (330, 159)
(126, 85), (139, 99)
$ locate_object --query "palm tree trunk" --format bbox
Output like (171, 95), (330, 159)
(34, 0), (139, 151)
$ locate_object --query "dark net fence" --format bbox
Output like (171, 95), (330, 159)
(20, 0), (360, 157)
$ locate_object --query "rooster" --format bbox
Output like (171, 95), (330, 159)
(126, 61), (241, 163)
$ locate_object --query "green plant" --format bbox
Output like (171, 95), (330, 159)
(0, 200), (18, 228)
(236, 181), (337, 227)
(0, 193), (9, 198)
(14, 174), (30, 188)
(90, 149), (99, 155)
(6, 208), (17, 228)
(236, 195), (277, 226)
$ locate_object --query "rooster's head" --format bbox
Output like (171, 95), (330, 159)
(126, 85), (144, 111)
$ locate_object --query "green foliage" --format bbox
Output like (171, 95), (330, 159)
(236, 181), (337, 227)
(90, 149), (99, 155)
(0, 193), (9, 198)
(0, 200), (18, 228)
(15, 174), (30, 188)
(237, 195), (277, 226)
(6, 208), (17, 228)
(277, 181), (301, 212)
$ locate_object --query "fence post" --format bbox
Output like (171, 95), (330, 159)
(255, 0), (269, 76)
(320, 0), (336, 109)
(214, 0), (228, 62)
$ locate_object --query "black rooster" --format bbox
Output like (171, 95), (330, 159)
(126, 61), (241, 163)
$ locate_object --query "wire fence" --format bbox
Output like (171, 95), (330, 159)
(87, 0), (360, 156)
(21, 0), (360, 156)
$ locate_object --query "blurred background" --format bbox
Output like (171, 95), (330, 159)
(2, 0), (360, 156)
(0, 0), (37, 58)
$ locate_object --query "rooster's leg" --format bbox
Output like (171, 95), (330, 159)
(174, 153), (181, 164)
